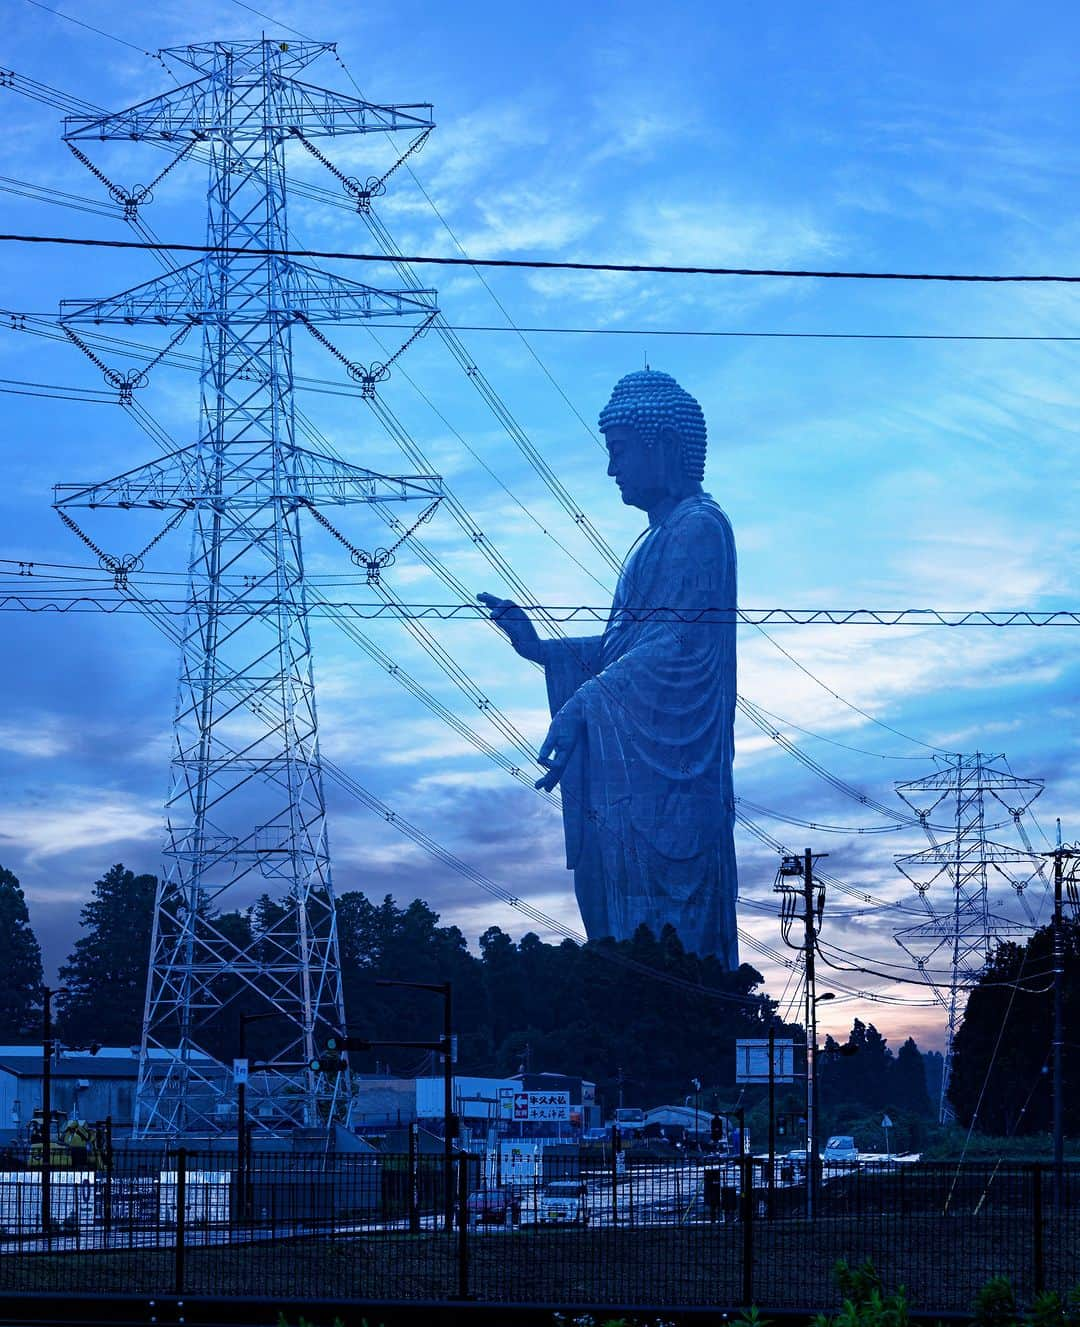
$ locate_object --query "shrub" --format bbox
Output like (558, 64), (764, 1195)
(973, 1277), (1019, 1327)
(811, 1259), (909, 1327)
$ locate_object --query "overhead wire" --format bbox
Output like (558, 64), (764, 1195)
(11, 231), (1080, 284)
(19, 0), (156, 56)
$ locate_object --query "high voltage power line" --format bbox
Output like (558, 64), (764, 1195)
(10, 230), (1080, 284)
(8, 168), (1080, 342)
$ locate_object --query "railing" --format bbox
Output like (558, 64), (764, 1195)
(1, 1150), (1077, 1312)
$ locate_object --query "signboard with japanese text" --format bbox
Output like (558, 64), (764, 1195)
(513, 1090), (571, 1122)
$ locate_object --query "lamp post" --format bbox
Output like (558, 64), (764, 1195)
(375, 979), (455, 1232)
(808, 990), (835, 1219)
(40, 986), (68, 1243)
(236, 1011), (279, 1220)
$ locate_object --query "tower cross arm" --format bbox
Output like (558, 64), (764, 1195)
(61, 74), (432, 144)
(899, 839), (1048, 867)
(61, 263), (205, 326)
(63, 77), (213, 143)
(59, 262), (435, 326)
(280, 79), (433, 137)
(54, 444), (442, 510)
(288, 263), (437, 324)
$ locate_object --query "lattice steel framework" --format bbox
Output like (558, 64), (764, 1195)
(894, 753), (1045, 1123)
(55, 39), (440, 1133)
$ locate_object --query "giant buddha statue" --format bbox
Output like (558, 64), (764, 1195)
(479, 369), (738, 967)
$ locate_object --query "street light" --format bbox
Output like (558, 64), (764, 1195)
(236, 1010), (281, 1220)
(806, 990), (835, 1218)
(374, 979), (456, 1233)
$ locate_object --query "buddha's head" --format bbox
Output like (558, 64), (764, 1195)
(599, 369), (707, 512)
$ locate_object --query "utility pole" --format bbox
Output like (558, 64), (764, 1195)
(776, 849), (827, 1219)
(1041, 826), (1078, 1209)
(39, 986), (66, 1243)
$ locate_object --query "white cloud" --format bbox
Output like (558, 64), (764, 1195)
(0, 722), (69, 758)
(0, 789), (162, 861)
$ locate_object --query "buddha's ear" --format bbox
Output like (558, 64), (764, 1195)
(656, 424), (683, 483)
(656, 423), (680, 455)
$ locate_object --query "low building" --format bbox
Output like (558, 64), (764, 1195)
(0, 1045), (225, 1143)
(644, 1104), (729, 1144)
(347, 1070), (600, 1142)
(346, 1075), (419, 1132)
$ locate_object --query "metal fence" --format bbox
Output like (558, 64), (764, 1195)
(1, 1150), (1078, 1313)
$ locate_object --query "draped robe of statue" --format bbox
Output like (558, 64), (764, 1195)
(544, 491), (739, 968)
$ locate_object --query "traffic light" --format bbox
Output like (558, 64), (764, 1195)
(710, 1114), (723, 1144)
(777, 1113), (787, 1137)
(309, 1037), (345, 1075)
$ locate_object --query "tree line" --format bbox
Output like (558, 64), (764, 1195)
(6, 860), (1070, 1138)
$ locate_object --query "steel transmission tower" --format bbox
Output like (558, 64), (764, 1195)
(894, 753), (1045, 1123)
(54, 39), (440, 1133)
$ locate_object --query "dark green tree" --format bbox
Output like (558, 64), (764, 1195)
(333, 890), (775, 1106)
(949, 920), (1080, 1134)
(893, 1036), (932, 1117)
(0, 865), (43, 1040)
(336, 892), (485, 1067)
(57, 864), (156, 1046)
(860, 1023), (893, 1110)
(922, 1050), (944, 1111)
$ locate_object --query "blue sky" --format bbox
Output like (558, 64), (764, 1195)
(1, 0), (1078, 1053)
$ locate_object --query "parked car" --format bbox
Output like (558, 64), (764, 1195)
(466, 1187), (521, 1226)
(823, 1135), (859, 1164)
(539, 1178), (589, 1225)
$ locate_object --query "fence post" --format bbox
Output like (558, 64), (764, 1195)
(453, 1154), (471, 1300)
(174, 1147), (187, 1296)
(1032, 1164), (1044, 1296)
(102, 1131), (113, 1250)
(408, 1122), (420, 1233)
(610, 1126), (620, 1227)
(741, 1155), (754, 1307)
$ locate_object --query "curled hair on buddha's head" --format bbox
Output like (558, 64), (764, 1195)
(598, 369), (707, 484)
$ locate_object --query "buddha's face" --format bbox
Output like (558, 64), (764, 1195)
(604, 423), (680, 511)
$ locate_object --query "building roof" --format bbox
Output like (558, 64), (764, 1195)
(0, 1046), (218, 1079)
(644, 1105), (718, 1131)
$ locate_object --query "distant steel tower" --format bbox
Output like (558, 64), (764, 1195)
(54, 39), (440, 1132)
(894, 753), (1045, 1123)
